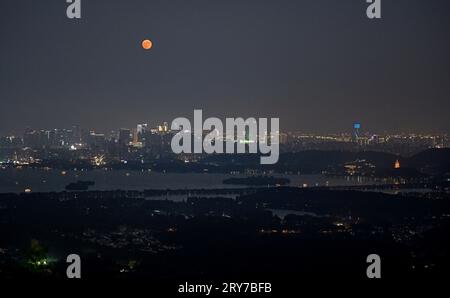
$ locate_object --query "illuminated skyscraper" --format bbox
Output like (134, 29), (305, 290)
(137, 124), (148, 135)
(353, 123), (361, 143)
(158, 122), (169, 133)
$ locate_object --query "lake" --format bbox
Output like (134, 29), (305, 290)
(0, 168), (380, 194)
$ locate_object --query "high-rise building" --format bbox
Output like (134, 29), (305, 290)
(158, 122), (169, 133)
(118, 128), (131, 145)
(87, 132), (106, 149)
(137, 123), (148, 143)
(137, 124), (148, 135)
(71, 125), (81, 144)
(352, 123), (361, 143)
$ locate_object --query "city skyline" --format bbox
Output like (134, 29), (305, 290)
(2, 121), (450, 137)
(1, 0), (449, 135)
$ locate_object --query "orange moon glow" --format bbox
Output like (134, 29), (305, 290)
(142, 39), (153, 50)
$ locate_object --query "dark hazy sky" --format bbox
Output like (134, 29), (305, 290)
(0, 0), (449, 134)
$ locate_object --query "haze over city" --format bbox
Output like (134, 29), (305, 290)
(1, 0), (449, 134)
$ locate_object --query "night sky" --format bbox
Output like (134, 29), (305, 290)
(0, 0), (449, 134)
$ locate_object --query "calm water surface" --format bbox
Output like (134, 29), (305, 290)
(0, 168), (380, 194)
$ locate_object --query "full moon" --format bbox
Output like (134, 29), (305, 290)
(142, 39), (153, 50)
